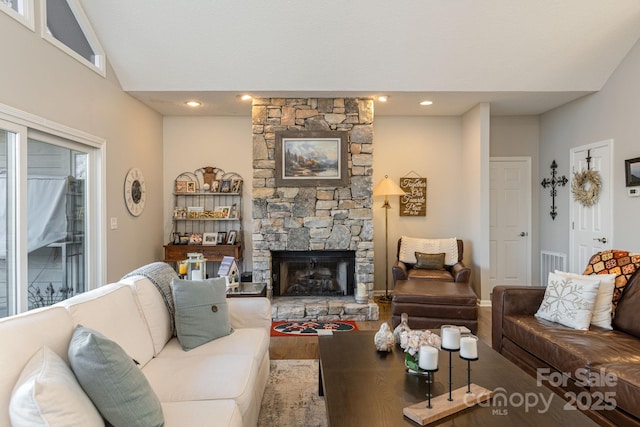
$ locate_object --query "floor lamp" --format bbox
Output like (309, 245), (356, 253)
(373, 175), (406, 303)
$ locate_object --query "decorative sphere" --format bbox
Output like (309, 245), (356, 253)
(203, 183), (211, 191)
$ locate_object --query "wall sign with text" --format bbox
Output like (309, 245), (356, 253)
(399, 177), (427, 216)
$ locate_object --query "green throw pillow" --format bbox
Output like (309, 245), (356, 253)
(414, 252), (446, 270)
(172, 277), (233, 351)
(67, 325), (164, 427)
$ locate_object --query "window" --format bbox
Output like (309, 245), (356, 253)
(41, 0), (105, 76)
(0, 105), (104, 317)
(0, 0), (34, 30)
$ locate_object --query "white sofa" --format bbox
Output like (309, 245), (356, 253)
(0, 271), (272, 427)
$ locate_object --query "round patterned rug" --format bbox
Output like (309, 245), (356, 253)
(271, 320), (358, 336)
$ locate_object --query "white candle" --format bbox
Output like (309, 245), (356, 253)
(460, 336), (478, 359)
(441, 326), (461, 350)
(357, 283), (367, 297)
(419, 345), (438, 370)
(191, 269), (202, 281)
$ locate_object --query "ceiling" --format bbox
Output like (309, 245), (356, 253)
(79, 0), (640, 117)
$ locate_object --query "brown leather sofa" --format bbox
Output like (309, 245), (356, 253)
(492, 269), (640, 426)
(391, 238), (477, 333)
(392, 238), (470, 284)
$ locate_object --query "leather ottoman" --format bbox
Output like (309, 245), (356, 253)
(391, 280), (478, 334)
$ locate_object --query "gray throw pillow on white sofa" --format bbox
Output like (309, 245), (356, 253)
(68, 325), (164, 427)
(172, 277), (232, 351)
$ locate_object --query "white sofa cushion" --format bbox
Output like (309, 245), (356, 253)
(0, 306), (74, 427)
(59, 283), (155, 367)
(120, 275), (173, 355)
(399, 236), (459, 266)
(143, 353), (257, 418)
(9, 346), (103, 427)
(162, 400), (242, 427)
(158, 329), (269, 366)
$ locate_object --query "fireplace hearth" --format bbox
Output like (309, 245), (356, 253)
(271, 250), (355, 297)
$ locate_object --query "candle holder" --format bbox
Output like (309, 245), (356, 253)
(459, 334), (479, 393)
(440, 325), (460, 402)
(424, 368), (438, 409)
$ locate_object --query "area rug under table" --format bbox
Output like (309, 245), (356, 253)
(258, 359), (327, 427)
(271, 320), (358, 337)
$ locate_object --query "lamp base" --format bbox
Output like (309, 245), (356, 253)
(375, 294), (393, 304)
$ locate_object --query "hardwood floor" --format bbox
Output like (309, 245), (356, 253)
(269, 304), (492, 360)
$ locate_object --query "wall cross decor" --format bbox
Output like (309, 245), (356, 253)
(541, 160), (568, 220)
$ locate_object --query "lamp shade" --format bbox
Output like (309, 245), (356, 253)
(373, 176), (406, 197)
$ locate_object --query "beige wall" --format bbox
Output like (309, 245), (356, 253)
(162, 116), (253, 268)
(1, 13), (164, 282)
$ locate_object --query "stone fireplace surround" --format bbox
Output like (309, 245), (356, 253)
(251, 97), (378, 320)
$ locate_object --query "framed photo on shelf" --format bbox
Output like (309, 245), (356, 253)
(275, 130), (349, 187)
(625, 157), (640, 187)
(226, 230), (238, 245)
(175, 181), (189, 193)
(220, 180), (232, 193)
(188, 233), (202, 245)
(231, 179), (242, 193)
(186, 181), (197, 193)
(216, 232), (227, 245)
(211, 180), (221, 193)
(202, 232), (218, 245)
(214, 206), (231, 218)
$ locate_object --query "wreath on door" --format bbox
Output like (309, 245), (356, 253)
(571, 168), (601, 207)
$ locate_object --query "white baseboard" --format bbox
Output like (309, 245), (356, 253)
(478, 299), (491, 307)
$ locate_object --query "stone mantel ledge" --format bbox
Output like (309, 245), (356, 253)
(271, 297), (379, 322)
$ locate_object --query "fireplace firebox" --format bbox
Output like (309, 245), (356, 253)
(271, 250), (355, 297)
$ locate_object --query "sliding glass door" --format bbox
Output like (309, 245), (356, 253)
(0, 111), (102, 318)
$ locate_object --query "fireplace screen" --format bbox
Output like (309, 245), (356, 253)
(271, 250), (355, 296)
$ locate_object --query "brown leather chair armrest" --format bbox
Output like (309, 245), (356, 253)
(491, 285), (546, 352)
(392, 261), (408, 283)
(451, 262), (471, 283)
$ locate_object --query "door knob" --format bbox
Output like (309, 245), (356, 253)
(519, 232), (528, 237)
(593, 237), (607, 244)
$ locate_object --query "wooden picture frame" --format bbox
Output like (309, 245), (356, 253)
(186, 181), (197, 193)
(275, 130), (349, 187)
(625, 157), (640, 187)
(202, 232), (218, 245)
(231, 179), (242, 193)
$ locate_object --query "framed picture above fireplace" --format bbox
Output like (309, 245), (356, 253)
(275, 130), (349, 187)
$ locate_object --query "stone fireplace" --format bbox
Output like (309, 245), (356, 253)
(251, 97), (375, 299)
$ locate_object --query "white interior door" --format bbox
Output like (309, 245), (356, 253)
(570, 140), (613, 272)
(490, 157), (531, 290)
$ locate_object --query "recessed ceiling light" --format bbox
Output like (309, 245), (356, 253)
(419, 100), (433, 106)
(185, 101), (201, 107)
(377, 95), (389, 102)
(240, 94), (253, 101)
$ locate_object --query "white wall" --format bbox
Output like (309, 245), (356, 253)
(461, 104), (491, 301)
(540, 39), (640, 255)
(162, 116), (253, 268)
(1, 13), (164, 282)
(490, 116), (541, 284)
(372, 116), (464, 292)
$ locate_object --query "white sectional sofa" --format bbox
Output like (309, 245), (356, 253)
(0, 268), (272, 427)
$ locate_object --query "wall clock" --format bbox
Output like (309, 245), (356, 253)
(124, 167), (146, 217)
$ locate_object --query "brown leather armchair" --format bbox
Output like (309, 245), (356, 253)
(392, 238), (470, 285)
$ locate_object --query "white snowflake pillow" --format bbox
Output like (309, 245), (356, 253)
(535, 272), (601, 330)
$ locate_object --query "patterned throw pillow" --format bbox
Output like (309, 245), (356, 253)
(583, 250), (640, 315)
(535, 272), (601, 330)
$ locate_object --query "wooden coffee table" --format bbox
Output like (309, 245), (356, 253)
(318, 331), (599, 426)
